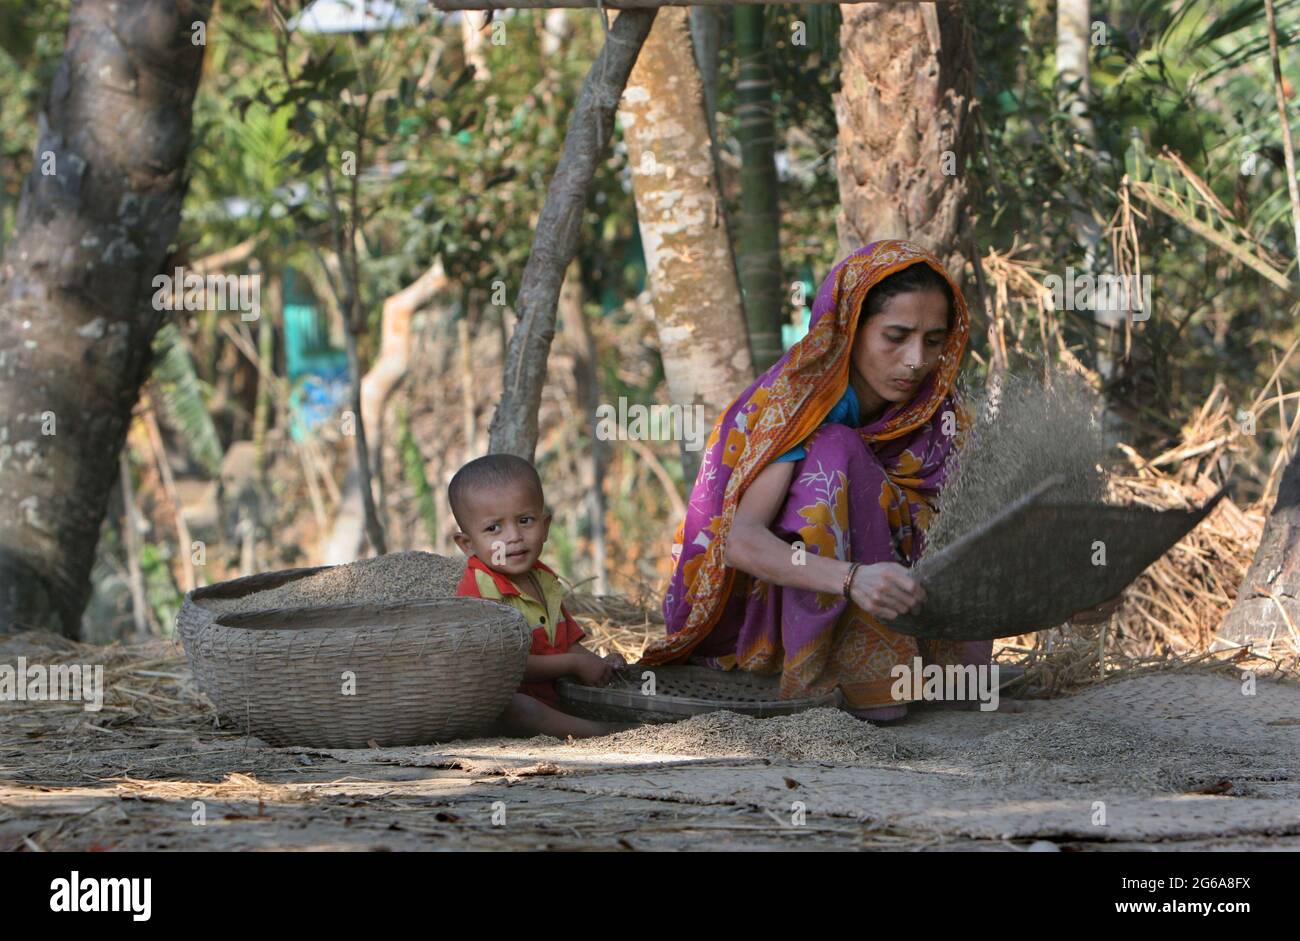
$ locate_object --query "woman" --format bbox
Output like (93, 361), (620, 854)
(641, 239), (1110, 721)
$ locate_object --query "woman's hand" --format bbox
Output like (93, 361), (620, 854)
(848, 563), (925, 621)
(1066, 594), (1124, 625)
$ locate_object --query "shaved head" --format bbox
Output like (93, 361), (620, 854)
(448, 454), (544, 530)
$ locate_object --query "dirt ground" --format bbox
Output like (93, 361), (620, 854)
(2, 631), (1298, 851)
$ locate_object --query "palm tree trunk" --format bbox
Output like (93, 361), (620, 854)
(835, 0), (974, 272)
(621, 5), (755, 484)
(734, 4), (785, 371)
(0, 0), (210, 636)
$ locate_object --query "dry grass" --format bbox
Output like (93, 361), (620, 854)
(990, 389), (1299, 696)
(964, 243), (1300, 692)
(0, 632), (258, 791)
(562, 591), (665, 663)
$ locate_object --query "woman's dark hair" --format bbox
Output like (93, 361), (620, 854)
(861, 262), (955, 324)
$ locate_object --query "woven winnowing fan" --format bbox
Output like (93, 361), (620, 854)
(557, 664), (841, 724)
(887, 477), (1229, 641)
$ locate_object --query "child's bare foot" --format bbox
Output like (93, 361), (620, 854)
(498, 693), (612, 738)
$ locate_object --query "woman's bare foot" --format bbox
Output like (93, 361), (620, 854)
(987, 698), (1030, 713)
(911, 697), (1029, 714)
(846, 704), (908, 724)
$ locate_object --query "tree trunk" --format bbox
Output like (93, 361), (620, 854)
(460, 11), (490, 79)
(361, 258), (448, 483)
(1221, 446), (1300, 643)
(1057, 0), (1118, 382)
(343, 311), (387, 556)
(834, 0), (974, 273)
(1056, 0), (1095, 149)
(322, 259), (448, 565)
(488, 8), (658, 461)
(118, 450), (149, 636)
(0, 0), (210, 636)
(621, 5), (755, 484)
(734, 4), (785, 371)
(689, 7), (721, 147)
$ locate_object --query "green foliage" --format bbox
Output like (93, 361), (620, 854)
(178, 4), (643, 347)
(4, 0), (1296, 493)
(397, 404), (438, 547)
(150, 323), (225, 477)
(547, 512), (577, 585)
(967, 0), (1298, 457)
(0, 0), (68, 251)
(139, 542), (182, 636)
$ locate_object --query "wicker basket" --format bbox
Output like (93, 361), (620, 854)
(177, 563), (332, 648)
(179, 584), (531, 747)
(557, 664), (841, 725)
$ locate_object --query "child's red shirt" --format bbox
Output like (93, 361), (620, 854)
(456, 555), (585, 705)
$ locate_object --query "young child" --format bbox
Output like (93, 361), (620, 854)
(450, 453), (626, 738)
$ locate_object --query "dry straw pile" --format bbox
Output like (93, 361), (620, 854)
(988, 377), (1297, 695)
